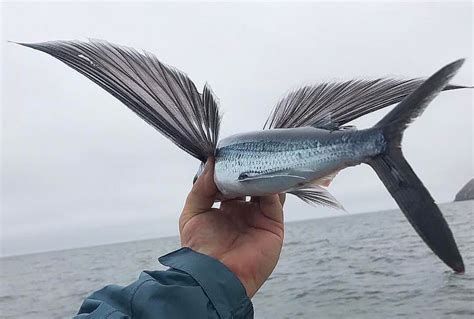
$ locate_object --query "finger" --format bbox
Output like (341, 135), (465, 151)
(184, 158), (217, 212)
(250, 196), (260, 203)
(219, 196), (246, 209)
(258, 194), (284, 224)
(278, 193), (286, 206)
(252, 193), (285, 205)
(180, 158), (217, 229)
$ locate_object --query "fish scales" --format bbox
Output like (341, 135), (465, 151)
(214, 127), (386, 197)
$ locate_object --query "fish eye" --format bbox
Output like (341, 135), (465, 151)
(238, 172), (249, 180)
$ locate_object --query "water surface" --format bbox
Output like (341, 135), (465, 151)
(1, 201), (472, 318)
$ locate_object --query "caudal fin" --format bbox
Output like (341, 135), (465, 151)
(369, 59), (466, 273)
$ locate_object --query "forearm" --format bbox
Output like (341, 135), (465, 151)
(75, 248), (253, 319)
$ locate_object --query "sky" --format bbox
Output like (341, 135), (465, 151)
(1, 1), (472, 256)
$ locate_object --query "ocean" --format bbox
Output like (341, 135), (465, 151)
(1, 200), (473, 318)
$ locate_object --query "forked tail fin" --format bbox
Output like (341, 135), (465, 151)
(369, 59), (466, 273)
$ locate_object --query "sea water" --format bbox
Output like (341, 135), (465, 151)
(1, 201), (472, 318)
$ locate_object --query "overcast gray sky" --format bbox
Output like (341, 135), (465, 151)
(1, 1), (472, 256)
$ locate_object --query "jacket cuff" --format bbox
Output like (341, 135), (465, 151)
(159, 247), (253, 319)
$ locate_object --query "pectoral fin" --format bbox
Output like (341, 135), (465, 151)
(312, 170), (341, 187)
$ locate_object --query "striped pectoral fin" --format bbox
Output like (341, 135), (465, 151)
(288, 185), (345, 210)
(17, 40), (221, 162)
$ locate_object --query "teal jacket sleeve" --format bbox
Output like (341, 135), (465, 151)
(75, 247), (253, 319)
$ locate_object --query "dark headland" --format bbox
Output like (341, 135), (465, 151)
(454, 178), (474, 202)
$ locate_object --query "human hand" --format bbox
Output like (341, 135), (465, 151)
(179, 158), (285, 298)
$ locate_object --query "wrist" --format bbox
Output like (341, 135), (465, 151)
(182, 244), (257, 298)
(159, 248), (254, 317)
(218, 255), (258, 298)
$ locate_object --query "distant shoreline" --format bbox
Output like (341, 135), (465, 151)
(2, 200), (472, 259)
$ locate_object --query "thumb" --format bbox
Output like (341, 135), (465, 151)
(180, 158), (217, 231)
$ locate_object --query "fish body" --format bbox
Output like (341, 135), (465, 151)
(214, 127), (385, 197)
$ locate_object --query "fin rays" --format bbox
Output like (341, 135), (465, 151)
(18, 40), (221, 162)
(288, 185), (344, 210)
(264, 79), (466, 130)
